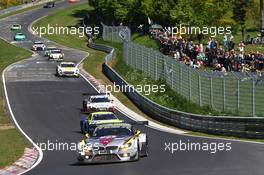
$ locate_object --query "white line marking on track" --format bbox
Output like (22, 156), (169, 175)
(2, 64), (44, 175)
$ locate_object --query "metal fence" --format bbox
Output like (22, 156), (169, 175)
(101, 22), (130, 43)
(100, 23), (264, 117)
(123, 42), (264, 117)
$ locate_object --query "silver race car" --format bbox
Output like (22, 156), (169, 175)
(77, 122), (148, 164)
(56, 62), (79, 77)
(32, 41), (46, 51)
(48, 49), (64, 61)
(82, 93), (116, 113)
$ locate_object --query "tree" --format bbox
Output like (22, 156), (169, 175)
(260, 0), (264, 36)
(232, 0), (251, 42)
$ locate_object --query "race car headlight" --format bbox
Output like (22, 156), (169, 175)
(83, 146), (92, 152)
(120, 142), (132, 149)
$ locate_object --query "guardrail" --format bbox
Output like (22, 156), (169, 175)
(83, 21), (264, 139)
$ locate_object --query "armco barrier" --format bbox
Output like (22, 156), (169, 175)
(83, 20), (264, 139)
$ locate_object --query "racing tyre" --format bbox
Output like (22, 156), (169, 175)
(132, 143), (140, 161)
(140, 136), (148, 157)
(83, 100), (87, 112)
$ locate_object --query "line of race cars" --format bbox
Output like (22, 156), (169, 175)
(77, 93), (149, 164)
(11, 24), (80, 77)
(32, 40), (80, 77)
(10, 22), (148, 164)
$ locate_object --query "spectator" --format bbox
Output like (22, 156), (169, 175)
(223, 33), (227, 49)
(238, 41), (245, 55)
(147, 28), (263, 73)
(229, 34), (234, 49)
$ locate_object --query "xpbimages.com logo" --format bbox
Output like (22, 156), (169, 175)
(32, 24), (100, 37)
(164, 140), (232, 154)
(163, 24), (232, 37)
(98, 82), (166, 96)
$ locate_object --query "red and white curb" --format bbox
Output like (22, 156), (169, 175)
(78, 63), (104, 91)
(0, 148), (38, 175)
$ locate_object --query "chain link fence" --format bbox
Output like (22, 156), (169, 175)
(123, 42), (264, 117)
(101, 22), (130, 43)
(100, 23), (264, 117)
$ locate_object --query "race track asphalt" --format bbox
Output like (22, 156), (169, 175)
(1, 1), (264, 175)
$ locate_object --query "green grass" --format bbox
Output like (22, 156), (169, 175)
(0, 39), (32, 124)
(0, 4), (41, 20)
(0, 39), (31, 168)
(0, 129), (29, 168)
(0, 0), (63, 20)
(132, 33), (159, 49)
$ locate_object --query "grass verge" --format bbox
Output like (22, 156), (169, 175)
(0, 38), (31, 168)
(188, 131), (264, 143)
(0, 129), (29, 168)
(0, 0), (63, 20)
(0, 39), (32, 124)
(132, 33), (159, 49)
(0, 4), (41, 20)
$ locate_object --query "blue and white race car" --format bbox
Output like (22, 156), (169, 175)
(80, 111), (123, 134)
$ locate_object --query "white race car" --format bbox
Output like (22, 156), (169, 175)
(83, 93), (116, 113)
(56, 62), (79, 77)
(32, 41), (46, 51)
(44, 46), (58, 56)
(77, 122), (148, 164)
(48, 49), (64, 61)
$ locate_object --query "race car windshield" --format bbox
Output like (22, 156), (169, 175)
(93, 114), (117, 120)
(61, 63), (75, 67)
(34, 42), (43, 44)
(47, 48), (57, 50)
(51, 50), (61, 53)
(91, 97), (110, 103)
(93, 127), (133, 137)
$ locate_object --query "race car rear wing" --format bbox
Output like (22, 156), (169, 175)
(82, 92), (110, 97)
(130, 121), (149, 126)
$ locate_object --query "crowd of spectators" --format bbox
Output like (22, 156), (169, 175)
(149, 29), (264, 73)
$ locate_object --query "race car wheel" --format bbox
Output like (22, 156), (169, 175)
(140, 137), (148, 157)
(82, 101), (87, 112)
(55, 70), (60, 77)
(131, 143), (140, 161)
